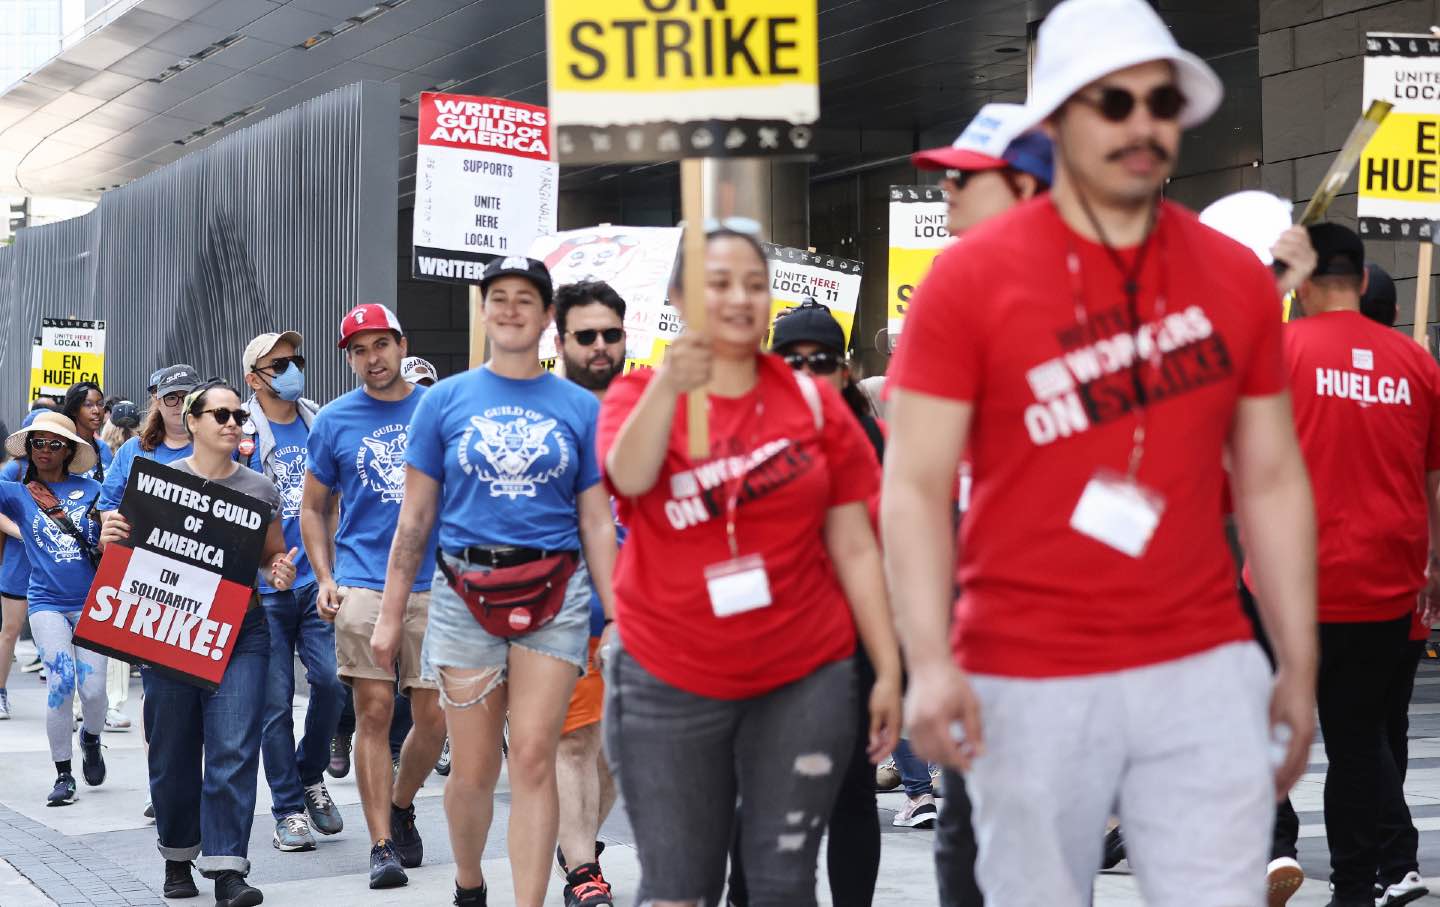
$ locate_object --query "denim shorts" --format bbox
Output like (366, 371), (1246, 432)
(421, 553), (592, 699)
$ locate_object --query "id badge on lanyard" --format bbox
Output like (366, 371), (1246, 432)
(704, 397), (773, 618)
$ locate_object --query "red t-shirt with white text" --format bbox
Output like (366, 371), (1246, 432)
(888, 198), (1286, 678)
(1274, 310), (1440, 622)
(597, 354), (878, 699)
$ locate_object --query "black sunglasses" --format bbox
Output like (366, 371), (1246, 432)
(943, 169), (983, 191)
(256, 354), (306, 374)
(200, 408), (250, 426)
(783, 351), (842, 376)
(568, 327), (624, 346)
(1075, 84), (1186, 123)
(28, 437), (71, 452)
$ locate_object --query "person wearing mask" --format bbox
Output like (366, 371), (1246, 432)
(0, 408), (48, 718)
(883, 2), (1318, 904)
(599, 229), (902, 907)
(402, 357), (439, 387)
(239, 330), (344, 852)
(1254, 226), (1440, 907)
(0, 412), (106, 806)
(100, 380), (299, 907)
(302, 304), (447, 889)
(552, 279), (627, 907)
(99, 365), (202, 515)
(375, 255), (618, 907)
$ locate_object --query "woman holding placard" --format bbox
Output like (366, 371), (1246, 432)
(99, 380), (298, 907)
(0, 412), (107, 808)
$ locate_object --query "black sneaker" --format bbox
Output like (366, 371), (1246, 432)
(328, 735), (351, 779)
(454, 882), (488, 906)
(565, 862), (614, 907)
(390, 802), (423, 868)
(80, 729), (106, 786)
(212, 870), (262, 907)
(46, 773), (76, 807)
(1101, 825), (1126, 870)
(369, 839), (408, 889)
(162, 860), (198, 899)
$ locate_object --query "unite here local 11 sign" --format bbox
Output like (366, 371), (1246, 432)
(546, 0), (819, 163)
(412, 92), (557, 284)
(31, 317), (104, 401)
(887, 186), (951, 340)
(74, 458), (268, 689)
(1360, 32), (1440, 241)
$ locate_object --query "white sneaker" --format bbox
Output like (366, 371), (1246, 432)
(892, 792), (938, 829)
(103, 708), (131, 732)
(1265, 857), (1303, 906)
(1377, 871), (1429, 906)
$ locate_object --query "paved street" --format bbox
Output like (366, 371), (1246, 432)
(5, 642), (1440, 906)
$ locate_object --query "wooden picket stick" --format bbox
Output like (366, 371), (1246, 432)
(1417, 242), (1434, 349)
(681, 158), (709, 459)
(468, 284), (486, 369)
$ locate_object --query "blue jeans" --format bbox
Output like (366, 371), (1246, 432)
(260, 583), (345, 820)
(144, 608), (269, 876)
(894, 738), (934, 798)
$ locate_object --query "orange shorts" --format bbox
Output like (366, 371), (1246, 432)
(562, 637), (604, 735)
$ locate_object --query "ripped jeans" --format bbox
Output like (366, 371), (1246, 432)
(30, 609), (107, 761)
(605, 649), (856, 907)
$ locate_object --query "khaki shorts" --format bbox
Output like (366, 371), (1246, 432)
(334, 586), (436, 694)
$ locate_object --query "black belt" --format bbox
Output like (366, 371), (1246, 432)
(444, 546), (573, 570)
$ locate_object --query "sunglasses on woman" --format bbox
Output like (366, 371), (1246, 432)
(28, 437), (72, 452)
(783, 351), (842, 376)
(1074, 84), (1187, 123)
(199, 408), (250, 426)
(568, 327), (624, 346)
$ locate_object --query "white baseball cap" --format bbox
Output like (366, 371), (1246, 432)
(401, 356), (438, 385)
(1016, 0), (1223, 133)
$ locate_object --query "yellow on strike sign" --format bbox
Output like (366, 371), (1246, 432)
(546, 0), (819, 163)
(1359, 33), (1440, 240)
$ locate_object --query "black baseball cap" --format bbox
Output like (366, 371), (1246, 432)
(481, 256), (553, 307)
(1307, 223), (1365, 278)
(109, 400), (141, 429)
(150, 364), (201, 397)
(1361, 262), (1397, 327)
(770, 299), (846, 354)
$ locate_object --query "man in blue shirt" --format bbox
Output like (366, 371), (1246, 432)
(302, 304), (444, 889)
(241, 330), (345, 853)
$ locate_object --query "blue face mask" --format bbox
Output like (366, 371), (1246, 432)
(266, 362), (305, 402)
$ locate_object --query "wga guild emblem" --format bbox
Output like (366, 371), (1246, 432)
(33, 507), (87, 563)
(458, 407), (570, 499)
(356, 425), (408, 503)
(269, 449), (306, 518)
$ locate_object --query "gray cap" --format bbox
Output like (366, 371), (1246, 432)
(151, 364), (201, 397)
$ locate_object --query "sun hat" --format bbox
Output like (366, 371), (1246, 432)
(5, 411), (99, 474)
(1015, 0), (1223, 133)
(912, 103), (1055, 185)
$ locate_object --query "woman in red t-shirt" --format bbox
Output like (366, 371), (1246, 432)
(598, 228), (901, 906)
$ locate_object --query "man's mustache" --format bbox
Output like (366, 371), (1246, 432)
(1107, 141), (1170, 163)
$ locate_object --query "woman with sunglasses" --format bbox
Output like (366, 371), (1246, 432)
(0, 412), (107, 807)
(0, 408), (51, 720)
(598, 228), (902, 906)
(60, 382), (112, 483)
(98, 364), (202, 515)
(100, 381), (298, 907)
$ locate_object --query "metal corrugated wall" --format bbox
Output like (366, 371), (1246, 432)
(0, 80), (399, 417)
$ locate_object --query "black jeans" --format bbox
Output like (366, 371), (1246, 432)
(335, 686), (413, 761)
(936, 769), (983, 907)
(1377, 638), (1425, 886)
(1318, 616), (1412, 900)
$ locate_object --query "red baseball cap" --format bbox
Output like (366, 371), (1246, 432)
(338, 303), (404, 348)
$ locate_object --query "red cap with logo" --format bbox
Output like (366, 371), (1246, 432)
(338, 303), (404, 348)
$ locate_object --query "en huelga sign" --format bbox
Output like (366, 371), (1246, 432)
(1359, 32), (1440, 240)
(887, 186), (950, 341)
(32, 317), (104, 400)
(74, 458), (267, 689)
(546, 0), (819, 162)
(412, 92), (557, 284)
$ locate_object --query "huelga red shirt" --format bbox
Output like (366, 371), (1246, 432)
(888, 198), (1286, 678)
(598, 354), (878, 698)
(1271, 310), (1440, 622)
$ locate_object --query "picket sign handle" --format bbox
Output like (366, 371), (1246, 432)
(681, 158), (709, 459)
(1416, 242), (1434, 350)
(469, 284), (486, 369)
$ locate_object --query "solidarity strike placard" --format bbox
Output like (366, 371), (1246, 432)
(32, 318), (104, 400)
(546, 0), (819, 162)
(763, 242), (863, 346)
(1359, 33), (1440, 240)
(74, 458), (267, 689)
(887, 186), (950, 340)
(412, 92), (557, 284)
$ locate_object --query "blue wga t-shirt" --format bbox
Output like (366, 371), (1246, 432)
(0, 460), (30, 598)
(307, 386), (438, 592)
(98, 436), (192, 512)
(406, 368), (601, 553)
(75, 441), (113, 483)
(0, 474), (101, 613)
(248, 416), (314, 594)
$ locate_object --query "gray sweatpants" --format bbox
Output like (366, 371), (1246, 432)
(31, 610), (107, 762)
(964, 641), (1274, 907)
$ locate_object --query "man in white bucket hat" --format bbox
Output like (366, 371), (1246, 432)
(882, 0), (1318, 904)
